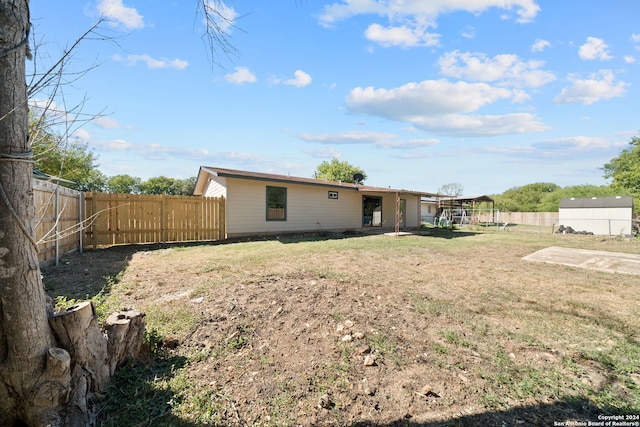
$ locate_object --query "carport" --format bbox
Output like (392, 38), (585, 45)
(437, 195), (495, 225)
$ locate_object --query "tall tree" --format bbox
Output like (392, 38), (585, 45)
(107, 174), (141, 194)
(315, 158), (367, 183)
(0, 2), (61, 424)
(0, 1), (235, 424)
(140, 176), (181, 195)
(31, 115), (103, 189)
(493, 182), (559, 212)
(437, 182), (464, 196)
(602, 135), (640, 206)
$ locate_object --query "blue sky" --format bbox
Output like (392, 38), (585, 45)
(28, 0), (639, 195)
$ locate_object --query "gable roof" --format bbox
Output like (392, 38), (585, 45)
(559, 196), (633, 209)
(194, 166), (439, 197)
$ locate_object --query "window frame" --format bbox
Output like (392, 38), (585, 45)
(266, 186), (287, 221)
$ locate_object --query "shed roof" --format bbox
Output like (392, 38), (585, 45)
(195, 166), (439, 197)
(559, 196), (633, 209)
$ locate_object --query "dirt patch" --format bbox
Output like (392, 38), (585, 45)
(43, 233), (640, 426)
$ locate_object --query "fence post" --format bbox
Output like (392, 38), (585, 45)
(79, 192), (84, 254)
(54, 185), (60, 266)
(161, 194), (167, 243)
(92, 193), (98, 249)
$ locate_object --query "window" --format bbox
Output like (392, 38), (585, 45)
(266, 186), (286, 220)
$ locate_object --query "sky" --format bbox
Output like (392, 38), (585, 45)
(28, 0), (640, 195)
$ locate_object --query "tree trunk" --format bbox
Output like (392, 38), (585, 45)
(0, 1), (63, 425)
(1, 2), (147, 426)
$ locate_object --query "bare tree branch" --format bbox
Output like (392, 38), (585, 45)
(197, 0), (246, 66)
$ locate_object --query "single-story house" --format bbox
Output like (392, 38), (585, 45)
(193, 166), (438, 238)
(558, 196), (633, 236)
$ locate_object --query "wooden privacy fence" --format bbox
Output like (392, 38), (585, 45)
(34, 180), (84, 265)
(83, 193), (225, 249)
(476, 211), (559, 226)
(33, 180), (226, 265)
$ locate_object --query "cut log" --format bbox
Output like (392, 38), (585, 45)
(104, 310), (146, 375)
(46, 302), (146, 425)
(49, 301), (110, 391)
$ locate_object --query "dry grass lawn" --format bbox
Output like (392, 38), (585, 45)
(43, 227), (640, 426)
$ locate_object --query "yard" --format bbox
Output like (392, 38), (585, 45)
(42, 228), (640, 426)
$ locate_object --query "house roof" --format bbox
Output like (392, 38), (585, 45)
(559, 196), (633, 209)
(33, 169), (75, 185)
(194, 166), (439, 197)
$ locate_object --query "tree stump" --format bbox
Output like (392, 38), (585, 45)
(104, 310), (146, 375)
(48, 301), (146, 425)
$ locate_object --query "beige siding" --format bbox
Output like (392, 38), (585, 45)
(204, 175), (227, 198)
(224, 178), (362, 237)
(405, 196), (420, 228)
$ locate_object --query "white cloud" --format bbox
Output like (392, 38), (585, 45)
(72, 128), (91, 141)
(93, 116), (129, 129)
(410, 113), (547, 136)
(438, 50), (555, 87)
(304, 147), (342, 159)
(224, 66), (257, 84)
(113, 54), (188, 70)
(347, 79), (513, 117)
(284, 70), (312, 88)
(318, 0), (541, 28)
(531, 39), (550, 52)
(364, 23), (440, 48)
(532, 136), (611, 151)
(97, 0), (144, 30)
(578, 37), (612, 60)
(91, 139), (136, 151)
(624, 55), (636, 64)
(631, 33), (640, 43)
(345, 79), (547, 136)
(298, 130), (439, 149)
(460, 26), (476, 39)
(89, 137), (271, 165)
(554, 70), (628, 105)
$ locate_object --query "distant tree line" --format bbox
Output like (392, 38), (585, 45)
(488, 182), (623, 212)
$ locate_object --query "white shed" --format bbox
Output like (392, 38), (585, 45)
(558, 196), (633, 236)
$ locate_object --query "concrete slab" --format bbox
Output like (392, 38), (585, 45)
(523, 246), (640, 275)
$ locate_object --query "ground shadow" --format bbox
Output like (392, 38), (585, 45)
(348, 396), (632, 426)
(41, 230), (483, 299)
(95, 353), (196, 427)
(417, 228), (481, 239)
(41, 241), (218, 300)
